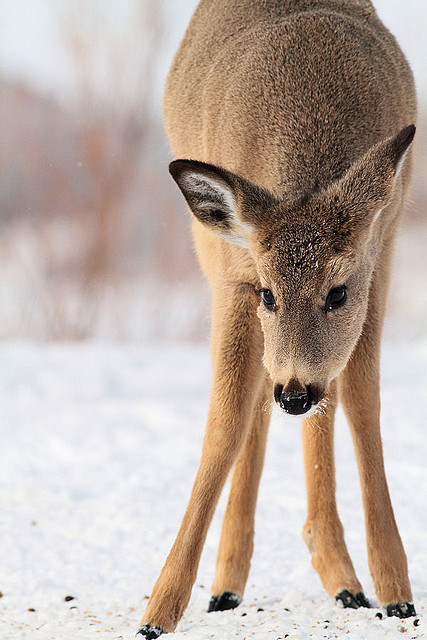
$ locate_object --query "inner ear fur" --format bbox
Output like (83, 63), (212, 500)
(169, 159), (273, 246)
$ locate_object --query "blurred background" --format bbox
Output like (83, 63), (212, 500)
(0, 0), (425, 343)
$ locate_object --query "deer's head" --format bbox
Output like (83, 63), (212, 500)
(170, 126), (415, 415)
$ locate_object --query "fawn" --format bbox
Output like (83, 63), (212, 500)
(138, 0), (416, 636)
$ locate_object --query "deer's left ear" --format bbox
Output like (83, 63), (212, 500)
(169, 159), (263, 247)
(326, 125), (416, 238)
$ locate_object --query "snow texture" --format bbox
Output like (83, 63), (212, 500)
(0, 341), (426, 639)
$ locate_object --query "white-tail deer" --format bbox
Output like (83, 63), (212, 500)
(138, 1), (417, 636)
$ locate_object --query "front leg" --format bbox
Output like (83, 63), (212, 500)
(338, 282), (415, 618)
(138, 283), (265, 636)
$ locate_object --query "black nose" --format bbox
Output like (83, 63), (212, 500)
(275, 385), (313, 415)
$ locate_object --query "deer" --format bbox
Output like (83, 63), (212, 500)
(138, 0), (417, 637)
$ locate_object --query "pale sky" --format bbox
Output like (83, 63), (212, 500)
(0, 0), (425, 107)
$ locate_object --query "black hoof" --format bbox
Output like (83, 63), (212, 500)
(208, 591), (242, 612)
(335, 590), (371, 609)
(386, 602), (416, 618)
(136, 623), (165, 638)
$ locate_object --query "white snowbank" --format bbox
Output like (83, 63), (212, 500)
(0, 341), (425, 639)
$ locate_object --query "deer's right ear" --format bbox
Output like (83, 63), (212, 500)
(169, 159), (256, 247)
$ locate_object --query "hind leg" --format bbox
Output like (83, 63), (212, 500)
(209, 377), (272, 612)
(302, 382), (368, 608)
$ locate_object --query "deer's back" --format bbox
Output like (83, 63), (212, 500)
(164, 0), (415, 197)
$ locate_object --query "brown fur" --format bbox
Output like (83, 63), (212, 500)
(140, 0), (416, 633)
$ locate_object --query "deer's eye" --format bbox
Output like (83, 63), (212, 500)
(325, 285), (347, 312)
(261, 288), (276, 310)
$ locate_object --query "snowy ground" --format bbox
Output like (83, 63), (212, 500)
(0, 341), (426, 640)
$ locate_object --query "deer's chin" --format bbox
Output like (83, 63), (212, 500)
(276, 398), (331, 422)
(304, 399), (329, 418)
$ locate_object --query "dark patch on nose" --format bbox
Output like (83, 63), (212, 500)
(274, 383), (283, 404)
(274, 381), (313, 415)
(280, 388), (312, 415)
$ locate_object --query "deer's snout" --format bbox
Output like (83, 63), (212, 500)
(274, 381), (314, 415)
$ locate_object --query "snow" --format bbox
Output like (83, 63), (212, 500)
(0, 340), (426, 639)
